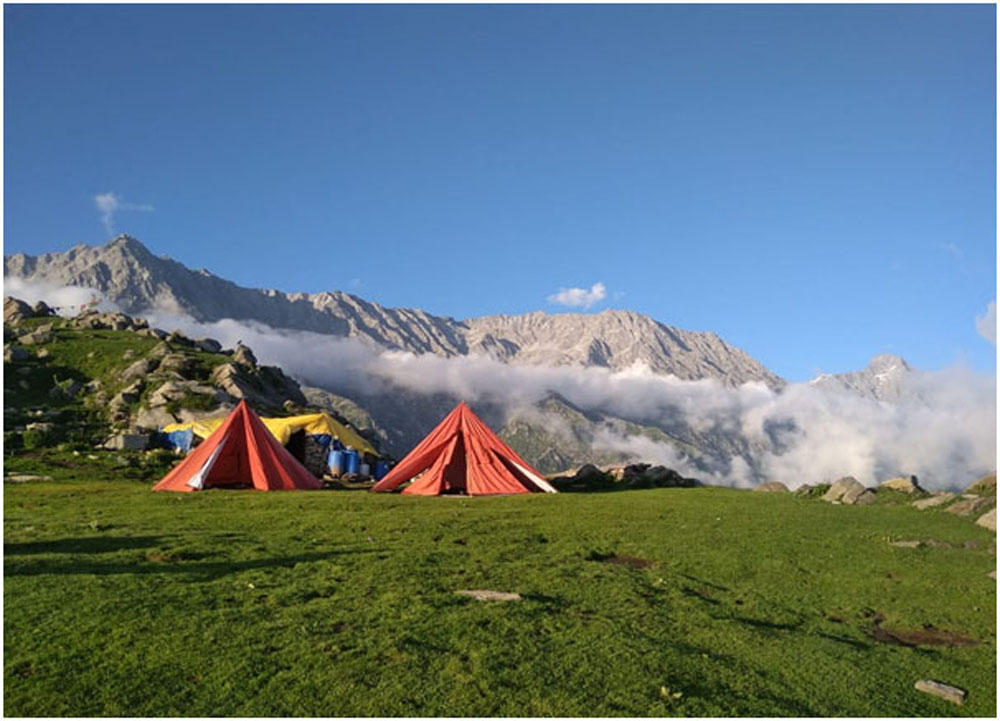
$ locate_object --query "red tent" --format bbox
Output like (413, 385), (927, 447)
(152, 400), (322, 492)
(371, 402), (557, 496)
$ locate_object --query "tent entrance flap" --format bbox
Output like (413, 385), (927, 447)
(186, 432), (229, 490)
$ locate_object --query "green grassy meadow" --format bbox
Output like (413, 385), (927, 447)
(3, 473), (996, 717)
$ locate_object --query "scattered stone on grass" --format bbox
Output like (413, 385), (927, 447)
(18, 328), (53, 345)
(988, 570), (996, 580)
(912, 493), (955, 510)
(914, 680), (967, 705)
(854, 489), (877, 505)
(753, 482), (789, 493)
(880, 475), (922, 493)
(890, 540), (922, 548)
(946, 496), (994, 517)
(974, 508), (996, 532)
(4, 474), (53, 483)
(966, 472), (996, 495)
(454, 590), (522, 602)
(104, 433), (149, 451)
(821, 477), (870, 505)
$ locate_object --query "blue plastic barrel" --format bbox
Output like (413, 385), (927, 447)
(359, 462), (371, 477)
(328, 449), (345, 475)
(344, 449), (360, 475)
(374, 460), (390, 480)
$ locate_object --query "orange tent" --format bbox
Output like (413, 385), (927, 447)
(153, 400), (322, 492)
(371, 402), (557, 496)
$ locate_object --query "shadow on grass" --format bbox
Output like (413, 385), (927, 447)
(4, 536), (165, 555)
(4, 547), (378, 582)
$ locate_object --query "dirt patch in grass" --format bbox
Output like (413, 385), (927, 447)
(872, 626), (980, 647)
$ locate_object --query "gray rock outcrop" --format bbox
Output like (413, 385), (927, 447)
(880, 475), (922, 493)
(754, 481), (789, 493)
(822, 477), (870, 505)
(975, 508), (996, 532)
(912, 492), (955, 510)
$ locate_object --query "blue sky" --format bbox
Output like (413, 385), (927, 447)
(3, 3), (996, 381)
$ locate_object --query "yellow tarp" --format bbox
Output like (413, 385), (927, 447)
(163, 412), (377, 455)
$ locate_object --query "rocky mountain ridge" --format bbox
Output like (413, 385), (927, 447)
(4, 235), (782, 388)
(808, 354), (914, 401)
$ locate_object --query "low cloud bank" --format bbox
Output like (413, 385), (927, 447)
(145, 312), (996, 492)
(4, 278), (120, 315)
(8, 277), (992, 491)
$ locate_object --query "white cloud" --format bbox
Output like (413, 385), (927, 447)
(975, 300), (996, 346)
(143, 309), (996, 492)
(3, 277), (120, 314)
(94, 191), (154, 234)
(547, 282), (607, 309)
(10, 276), (988, 493)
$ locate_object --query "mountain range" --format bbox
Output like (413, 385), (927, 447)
(4, 235), (914, 477)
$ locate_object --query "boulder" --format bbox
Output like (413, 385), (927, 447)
(19, 328), (54, 345)
(195, 337), (223, 354)
(233, 343), (258, 367)
(210, 363), (247, 400)
(4, 345), (31, 363)
(138, 328), (168, 340)
(821, 477), (869, 504)
(118, 380), (145, 404)
(50, 378), (82, 400)
(3, 297), (34, 325)
(25, 422), (54, 433)
(119, 358), (158, 383)
(975, 508), (996, 532)
(134, 406), (180, 431)
(158, 353), (194, 374)
(794, 484), (815, 495)
(148, 341), (173, 358)
(36, 348), (50, 359)
(966, 472), (996, 495)
(573, 464), (603, 482)
(912, 493), (955, 510)
(104, 433), (150, 451)
(880, 475), (922, 494)
(167, 330), (194, 347)
(754, 482), (789, 493)
(854, 489), (877, 505)
(32, 301), (56, 317)
(946, 496), (995, 517)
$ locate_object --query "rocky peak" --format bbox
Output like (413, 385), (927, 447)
(5, 235), (784, 389)
(809, 353), (914, 401)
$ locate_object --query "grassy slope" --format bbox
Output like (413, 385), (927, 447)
(3, 479), (996, 717)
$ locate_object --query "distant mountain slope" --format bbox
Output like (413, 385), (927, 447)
(5, 235), (782, 388)
(808, 354), (914, 401)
